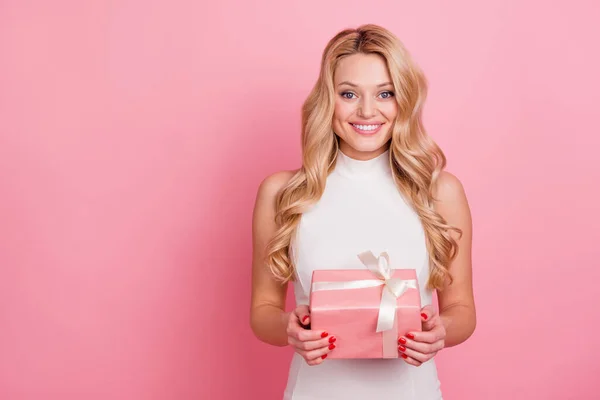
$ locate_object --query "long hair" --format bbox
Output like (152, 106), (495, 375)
(265, 24), (461, 291)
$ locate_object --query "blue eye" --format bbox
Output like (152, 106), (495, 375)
(340, 92), (356, 99)
(379, 91), (394, 99)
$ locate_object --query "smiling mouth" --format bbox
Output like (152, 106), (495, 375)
(349, 122), (383, 134)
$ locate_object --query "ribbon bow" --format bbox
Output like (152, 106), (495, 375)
(311, 251), (418, 358)
(356, 251), (418, 333)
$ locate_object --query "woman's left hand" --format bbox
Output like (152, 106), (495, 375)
(397, 305), (446, 366)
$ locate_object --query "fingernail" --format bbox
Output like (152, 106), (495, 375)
(321, 354), (328, 359)
(328, 343), (336, 350)
(421, 313), (428, 320)
(407, 333), (415, 340)
(398, 337), (407, 345)
(328, 336), (336, 343)
(321, 331), (328, 338)
(398, 345), (406, 352)
(302, 315), (309, 323)
(401, 353), (408, 359)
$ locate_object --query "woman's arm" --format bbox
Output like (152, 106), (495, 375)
(250, 170), (295, 347)
(434, 171), (476, 347)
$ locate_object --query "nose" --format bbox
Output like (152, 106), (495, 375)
(358, 96), (376, 118)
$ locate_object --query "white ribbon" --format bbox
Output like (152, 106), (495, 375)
(311, 251), (418, 358)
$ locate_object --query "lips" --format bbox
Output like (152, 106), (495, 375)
(350, 122), (384, 135)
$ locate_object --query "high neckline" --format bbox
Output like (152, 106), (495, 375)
(334, 149), (392, 179)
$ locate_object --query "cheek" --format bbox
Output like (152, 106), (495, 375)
(334, 101), (354, 122)
(382, 102), (398, 121)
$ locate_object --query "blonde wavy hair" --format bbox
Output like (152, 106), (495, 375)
(265, 24), (461, 291)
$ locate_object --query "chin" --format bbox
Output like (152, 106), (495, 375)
(350, 134), (391, 150)
(345, 139), (390, 154)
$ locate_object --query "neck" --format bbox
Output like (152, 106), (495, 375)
(334, 145), (391, 179)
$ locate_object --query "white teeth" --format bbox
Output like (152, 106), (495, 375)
(352, 124), (380, 131)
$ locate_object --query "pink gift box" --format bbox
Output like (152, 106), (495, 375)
(309, 260), (422, 359)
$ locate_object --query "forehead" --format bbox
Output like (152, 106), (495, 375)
(334, 53), (391, 86)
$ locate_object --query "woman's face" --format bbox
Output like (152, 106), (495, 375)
(332, 53), (398, 160)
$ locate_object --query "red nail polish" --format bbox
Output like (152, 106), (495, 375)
(322, 354), (328, 359)
(398, 345), (406, 352)
(302, 315), (309, 323)
(321, 331), (328, 338)
(421, 313), (428, 320)
(329, 336), (336, 343)
(329, 343), (336, 350)
(398, 337), (406, 344)
(407, 333), (415, 340)
(401, 353), (408, 359)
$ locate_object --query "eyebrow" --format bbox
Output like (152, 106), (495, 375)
(337, 81), (393, 88)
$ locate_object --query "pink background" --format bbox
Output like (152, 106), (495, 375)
(1, 1), (599, 399)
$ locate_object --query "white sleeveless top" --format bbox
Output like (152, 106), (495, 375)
(283, 149), (443, 400)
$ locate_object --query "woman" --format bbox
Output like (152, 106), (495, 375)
(250, 24), (476, 399)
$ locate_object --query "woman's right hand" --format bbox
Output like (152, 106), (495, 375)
(286, 305), (336, 366)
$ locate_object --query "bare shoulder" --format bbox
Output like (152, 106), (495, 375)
(256, 170), (297, 202)
(433, 170), (468, 205)
(253, 169), (298, 231)
(433, 170), (472, 231)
